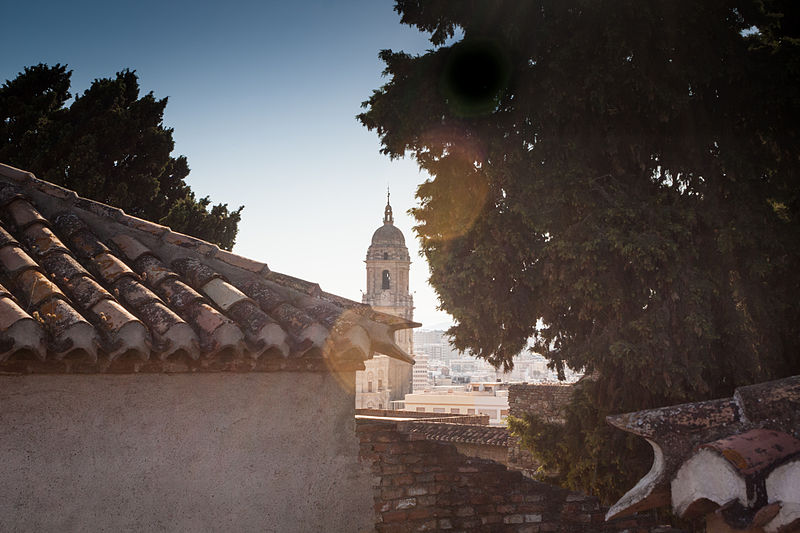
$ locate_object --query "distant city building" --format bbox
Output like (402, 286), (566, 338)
(412, 353), (430, 392)
(413, 329), (582, 385)
(403, 382), (512, 426)
(355, 192), (415, 409)
(414, 329), (459, 362)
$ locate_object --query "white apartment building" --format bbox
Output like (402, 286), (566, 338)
(412, 353), (429, 392)
(402, 382), (511, 425)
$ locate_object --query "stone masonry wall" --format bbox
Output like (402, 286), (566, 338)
(507, 384), (576, 476)
(508, 384), (574, 423)
(357, 419), (659, 533)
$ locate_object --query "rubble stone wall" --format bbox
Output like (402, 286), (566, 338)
(505, 383), (576, 476)
(508, 383), (574, 423)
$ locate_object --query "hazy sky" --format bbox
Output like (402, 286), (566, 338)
(1, 0), (455, 328)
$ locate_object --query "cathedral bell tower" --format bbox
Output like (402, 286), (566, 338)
(362, 191), (414, 354)
(355, 191), (415, 409)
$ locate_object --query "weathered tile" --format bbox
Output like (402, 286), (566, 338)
(111, 234), (151, 262)
(0, 163), (418, 370)
(214, 249), (267, 273)
(162, 231), (219, 256)
(117, 213), (168, 238)
(133, 254), (177, 288)
(6, 199), (48, 229)
(93, 252), (135, 283)
(0, 290), (45, 361)
(0, 245), (39, 274)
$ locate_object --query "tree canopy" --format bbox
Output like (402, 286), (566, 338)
(0, 64), (242, 250)
(359, 0), (800, 499)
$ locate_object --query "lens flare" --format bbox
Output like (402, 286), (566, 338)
(416, 126), (490, 242)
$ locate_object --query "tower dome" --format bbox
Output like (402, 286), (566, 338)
(371, 224), (406, 247)
(367, 191), (409, 261)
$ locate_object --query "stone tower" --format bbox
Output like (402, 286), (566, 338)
(355, 191), (415, 409)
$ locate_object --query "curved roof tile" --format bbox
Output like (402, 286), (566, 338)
(0, 283), (45, 360)
(607, 375), (800, 532)
(0, 163), (418, 371)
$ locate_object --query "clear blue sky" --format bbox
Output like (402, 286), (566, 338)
(1, 0), (455, 328)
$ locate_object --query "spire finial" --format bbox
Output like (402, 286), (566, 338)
(383, 186), (393, 224)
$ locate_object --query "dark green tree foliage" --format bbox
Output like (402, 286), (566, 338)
(0, 64), (242, 250)
(360, 0), (800, 499)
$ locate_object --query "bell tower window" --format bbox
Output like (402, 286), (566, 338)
(383, 252), (388, 260)
(382, 270), (391, 290)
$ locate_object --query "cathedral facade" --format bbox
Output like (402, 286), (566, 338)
(355, 194), (415, 409)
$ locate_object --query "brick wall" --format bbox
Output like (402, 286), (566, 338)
(357, 419), (661, 533)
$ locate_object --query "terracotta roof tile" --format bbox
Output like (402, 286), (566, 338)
(109, 233), (149, 261)
(607, 375), (800, 532)
(241, 280), (329, 356)
(2, 195), (154, 360)
(62, 227), (111, 259)
(214, 247), (268, 274)
(241, 279), (286, 311)
(0, 283), (45, 360)
(22, 224), (71, 257)
(162, 230), (220, 257)
(111, 275), (199, 359)
(94, 253), (135, 284)
(158, 277), (246, 356)
(700, 428), (800, 476)
(0, 243), (39, 275)
(172, 257), (221, 288)
(200, 278), (249, 311)
(170, 257), (290, 356)
(132, 253), (179, 287)
(47, 213), (201, 359)
(0, 227), (17, 248)
(0, 162), (417, 371)
(226, 300), (290, 358)
(670, 429), (800, 529)
(6, 198), (48, 228)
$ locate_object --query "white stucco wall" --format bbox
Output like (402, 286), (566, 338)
(0, 372), (375, 532)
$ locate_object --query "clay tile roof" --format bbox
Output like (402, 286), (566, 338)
(606, 375), (800, 532)
(670, 429), (800, 529)
(0, 163), (418, 372)
(405, 422), (511, 447)
(699, 428), (800, 477)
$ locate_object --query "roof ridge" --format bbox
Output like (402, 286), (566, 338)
(0, 163), (269, 272)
